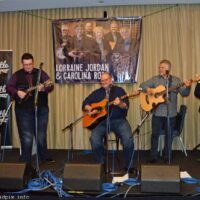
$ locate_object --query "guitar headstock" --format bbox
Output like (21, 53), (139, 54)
(43, 79), (54, 87)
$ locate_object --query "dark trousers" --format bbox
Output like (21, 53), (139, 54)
(151, 115), (176, 159)
(90, 118), (134, 169)
(15, 106), (51, 163)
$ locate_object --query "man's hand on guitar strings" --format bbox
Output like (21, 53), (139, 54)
(84, 105), (100, 116)
(183, 79), (192, 87)
(84, 105), (92, 112)
(113, 97), (127, 109)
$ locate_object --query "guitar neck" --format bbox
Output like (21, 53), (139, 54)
(26, 85), (38, 93)
(26, 82), (46, 93)
(168, 82), (185, 92)
(168, 77), (199, 93)
(25, 79), (52, 93)
(158, 80), (192, 96)
(109, 92), (139, 105)
(108, 94), (127, 106)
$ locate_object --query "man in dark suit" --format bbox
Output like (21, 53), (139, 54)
(68, 23), (100, 65)
(56, 23), (73, 64)
(194, 82), (200, 161)
(112, 26), (139, 82)
(104, 21), (121, 50)
(194, 82), (200, 100)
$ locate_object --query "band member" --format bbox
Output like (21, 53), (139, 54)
(56, 23), (73, 64)
(68, 23), (101, 65)
(94, 26), (111, 63)
(6, 53), (54, 164)
(139, 59), (191, 163)
(84, 22), (94, 38)
(194, 81), (200, 99)
(105, 21), (121, 50)
(112, 26), (139, 82)
(194, 81), (200, 161)
(82, 72), (134, 172)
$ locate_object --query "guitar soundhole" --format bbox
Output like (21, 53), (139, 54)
(145, 95), (149, 104)
(93, 107), (102, 112)
(91, 113), (98, 118)
(90, 107), (103, 118)
(154, 94), (157, 98)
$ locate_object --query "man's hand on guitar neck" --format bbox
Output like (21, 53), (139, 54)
(38, 83), (45, 92)
(183, 79), (192, 88)
(113, 97), (128, 109)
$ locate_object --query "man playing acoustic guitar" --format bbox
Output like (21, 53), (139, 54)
(82, 72), (134, 173)
(139, 59), (191, 163)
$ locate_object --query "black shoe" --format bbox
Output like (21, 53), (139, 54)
(40, 158), (56, 164)
(148, 158), (158, 164)
(45, 158), (56, 163)
(124, 167), (137, 174)
(164, 157), (169, 164)
(164, 156), (172, 164)
(196, 158), (200, 162)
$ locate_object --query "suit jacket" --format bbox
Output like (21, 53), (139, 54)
(194, 82), (200, 99)
(104, 32), (121, 43)
(70, 35), (101, 64)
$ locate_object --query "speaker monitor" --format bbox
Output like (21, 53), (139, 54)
(141, 165), (180, 193)
(0, 162), (27, 189)
(63, 163), (102, 191)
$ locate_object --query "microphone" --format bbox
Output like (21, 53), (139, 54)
(165, 65), (170, 75)
(105, 84), (112, 99)
(39, 62), (44, 69)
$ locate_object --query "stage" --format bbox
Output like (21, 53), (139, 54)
(0, 148), (200, 199)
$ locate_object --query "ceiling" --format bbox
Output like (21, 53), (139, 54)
(0, 0), (200, 12)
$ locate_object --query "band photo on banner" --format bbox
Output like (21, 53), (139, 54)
(0, 50), (12, 147)
(52, 17), (142, 84)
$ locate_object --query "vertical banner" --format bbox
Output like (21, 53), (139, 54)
(52, 17), (142, 83)
(0, 50), (12, 147)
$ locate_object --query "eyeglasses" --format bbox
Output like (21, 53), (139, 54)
(101, 78), (111, 83)
(23, 63), (33, 67)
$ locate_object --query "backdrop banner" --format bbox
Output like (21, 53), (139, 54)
(52, 17), (142, 83)
(0, 50), (12, 147)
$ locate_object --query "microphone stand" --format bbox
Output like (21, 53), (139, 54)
(105, 87), (111, 174)
(62, 115), (84, 161)
(34, 63), (43, 177)
(132, 111), (150, 178)
(166, 73), (171, 165)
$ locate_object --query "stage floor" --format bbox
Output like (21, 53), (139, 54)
(0, 148), (200, 199)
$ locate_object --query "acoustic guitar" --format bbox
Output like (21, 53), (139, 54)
(17, 79), (53, 104)
(83, 91), (140, 129)
(140, 75), (200, 112)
